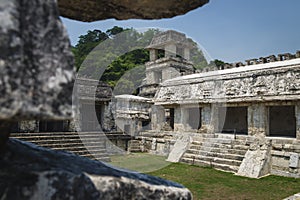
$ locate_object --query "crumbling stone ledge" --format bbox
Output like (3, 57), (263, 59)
(0, 139), (192, 200)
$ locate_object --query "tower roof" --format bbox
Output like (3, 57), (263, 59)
(146, 30), (194, 49)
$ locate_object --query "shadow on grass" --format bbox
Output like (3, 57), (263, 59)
(108, 152), (171, 173)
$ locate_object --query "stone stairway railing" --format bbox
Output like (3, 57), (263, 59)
(10, 132), (110, 162)
(180, 133), (252, 173)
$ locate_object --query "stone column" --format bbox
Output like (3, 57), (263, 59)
(296, 103), (300, 140)
(151, 105), (165, 131)
(184, 48), (190, 61)
(174, 107), (184, 131)
(181, 107), (190, 131)
(248, 104), (267, 137)
(165, 43), (176, 57)
(201, 105), (213, 133)
(149, 49), (158, 61)
(207, 104), (219, 133)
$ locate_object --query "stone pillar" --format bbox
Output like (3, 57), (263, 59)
(209, 104), (218, 134)
(174, 107), (183, 131)
(151, 105), (165, 131)
(184, 48), (190, 61)
(165, 43), (176, 57)
(181, 107), (190, 131)
(149, 49), (158, 61)
(296, 103), (300, 140)
(200, 105), (212, 133)
(248, 104), (267, 137)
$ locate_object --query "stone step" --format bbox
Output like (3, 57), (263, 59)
(191, 138), (250, 147)
(193, 134), (216, 138)
(128, 140), (142, 152)
(182, 153), (242, 166)
(192, 136), (252, 144)
(184, 149), (245, 161)
(11, 132), (107, 136)
(77, 153), (111, 162)
(11, 134), (111, 162)
(12, 134), (105, 140)
(51, 146), (106, 152)
(40, 141), (106, 148)
(16, 137), (106, 143)
(189, 145), (247, 155)
(180, 157), (239, 173)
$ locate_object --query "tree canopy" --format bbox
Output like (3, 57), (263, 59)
(72, 26), (212, 94)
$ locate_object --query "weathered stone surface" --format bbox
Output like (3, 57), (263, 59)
(0, 0), (74, 121)
(0, 139), (192, 200)
(167, 135), (191, 162)
(58, 0), (209, 22)
(155, 59), (300, 105)
(289, 153), (299, 168)
(237, 139), (271, 178)
(283, 193), (300, 200)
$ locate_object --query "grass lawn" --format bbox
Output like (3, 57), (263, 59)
(150, 163), (300, 200)
(109, 153), (171, 173)
(109, 153), (300, 200)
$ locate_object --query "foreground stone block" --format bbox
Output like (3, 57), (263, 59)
(58, 0), (209, 22)
(0, 139), (192, 200)
(236, 139), (271, 178)
(167, 135), (191, 163)
(0, 0), (74, 121)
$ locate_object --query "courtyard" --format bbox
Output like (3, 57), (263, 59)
(110, 153), (300, 200)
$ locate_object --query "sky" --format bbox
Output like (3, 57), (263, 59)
(62, 0), (300, 63)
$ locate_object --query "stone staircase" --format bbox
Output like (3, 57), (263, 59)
(180, 133), (252, 173)
(10, 132), (110, 162)
(128, 139), (142, 152)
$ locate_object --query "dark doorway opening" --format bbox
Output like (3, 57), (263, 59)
(165, 108), (174, 130)
(39, 120), (66, 132)
(187, 107), (201, 130)
(81, 103), (103, 131)
(268, 106), (296, 138)
(218, 106), (248, 135)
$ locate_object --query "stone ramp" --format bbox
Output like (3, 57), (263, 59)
(10, 132), (110, 162)
(180, 133), (252, 173)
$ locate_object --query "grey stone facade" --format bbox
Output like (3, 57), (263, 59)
(108, 30), (300, 178)
(149, 51), (300, 178)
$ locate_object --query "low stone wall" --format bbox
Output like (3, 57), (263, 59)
(135, 130), (300, 178)
(133, 131), (177, 156)
(270, 138), (300, 178)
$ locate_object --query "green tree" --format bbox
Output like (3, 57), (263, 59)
(73, 27), (212, 94)
(208, 59), (227, 68)
(74, 29), (109, 71)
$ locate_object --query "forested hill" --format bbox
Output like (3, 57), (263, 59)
(72, 26), (209, 93)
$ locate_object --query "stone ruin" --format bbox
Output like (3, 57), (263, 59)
(199, 51), (300, 72)
(2, 0), (300, 197)
(111, 30), (300, 179)
(0, 0), (210, 199)
(10, 26), (300, 181)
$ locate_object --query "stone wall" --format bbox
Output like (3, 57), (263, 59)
(114, 95), (152, 135)
(155, 59), (300, 105)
